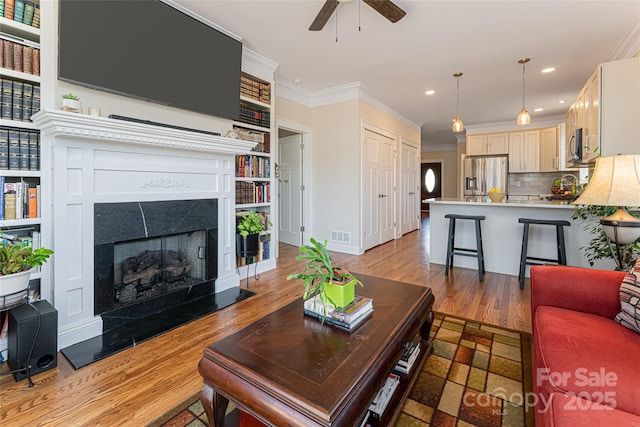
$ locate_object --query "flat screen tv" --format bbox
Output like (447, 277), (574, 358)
(58, 0), (242, 121)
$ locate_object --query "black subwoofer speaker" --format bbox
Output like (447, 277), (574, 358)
(8, 300), (58, 381)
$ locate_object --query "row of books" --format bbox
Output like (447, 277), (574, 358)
(236, 155), (270, 179)
(0, 33), (40, 75)
(235, 181), (270, 205)
(240, 75), (271, 104)
(393, 341), (421, 375)
(359, 373), (400, 427)
(303, 294), (374, 332)
(1, 78), (41, 122)
(232, 126), (270, 153)
(1, 0), (40, 28)
(0, 127), (40, 170)
(1, 177), (39, 220)
(238, 104), (270, 129)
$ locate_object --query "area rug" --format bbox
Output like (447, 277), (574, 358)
(149, 312), (534, 427)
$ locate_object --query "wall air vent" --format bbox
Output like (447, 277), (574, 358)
(330, 230), (351, 244)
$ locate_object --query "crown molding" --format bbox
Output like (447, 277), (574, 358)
(422, 143), (458, 153)
(242, 48), (279, 81)
(276, 79), (421, 131)
(610, 17), (640, 60)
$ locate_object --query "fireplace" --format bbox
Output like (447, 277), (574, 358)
(33, 109), (259, 350)
(94, 199), (218, 331)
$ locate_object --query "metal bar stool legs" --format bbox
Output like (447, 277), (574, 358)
(444, 214), (486, 282)
(518, 218), (571, 289)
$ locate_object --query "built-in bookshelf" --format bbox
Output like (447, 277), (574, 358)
(0, 13), (43, 303)
(234, 71), (275, 273)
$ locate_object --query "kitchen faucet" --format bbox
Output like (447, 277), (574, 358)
(561, 174), (578, 193)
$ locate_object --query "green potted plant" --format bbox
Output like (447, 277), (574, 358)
(287, 237), (363, 311)
(236, 211), (271, 258)
(61, 93), (81, 112)
(0, 242), (53, 306)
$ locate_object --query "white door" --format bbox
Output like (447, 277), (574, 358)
(278, 134), (303, 246)
(363, 128), (395, 250)
(401, 143), (420, 234)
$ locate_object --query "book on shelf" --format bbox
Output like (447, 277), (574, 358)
(13, 0), (24, 23)
(393, 341), (421, 375)
(18, 130), (29, 170)
(1, 79), (12, 121)
(27, 185), (36, 218)
(5, 0), (14, 20)
(366, 373), (400, 425)
(23, 1), (34, 26)
(8, 129), (19, 169)
(3, 181), (16, 220)
(0, 128), (8, 169)
(11, 81), (22, 121)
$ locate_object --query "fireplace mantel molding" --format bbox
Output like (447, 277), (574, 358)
(32, 109), (257, 155)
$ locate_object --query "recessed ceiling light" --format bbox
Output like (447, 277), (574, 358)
(293, 79), (302, 85)
(425, 90), (435, 95)
(558, 100), (566, 104)
(534, 108), (544, 112)
(541, 67), (556, 73)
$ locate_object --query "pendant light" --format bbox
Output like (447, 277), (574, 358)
(516, 58), (531, 125)
(452, 72), (464, 133)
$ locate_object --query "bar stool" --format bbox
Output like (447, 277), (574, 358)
(518, 218), (571, 289)
(444, 214), (486, 282)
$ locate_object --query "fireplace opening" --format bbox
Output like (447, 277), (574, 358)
(94, 199), (218, 330)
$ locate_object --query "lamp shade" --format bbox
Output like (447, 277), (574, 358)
(573, 155), (640, 207)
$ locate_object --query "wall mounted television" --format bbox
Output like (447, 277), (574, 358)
(58, 0), (242, 121)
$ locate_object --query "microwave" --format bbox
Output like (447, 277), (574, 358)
(568, 128), (583, 164)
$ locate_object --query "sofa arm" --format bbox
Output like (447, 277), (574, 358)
(530, 265), (627, 322)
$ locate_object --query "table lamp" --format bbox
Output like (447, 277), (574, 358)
(573, 154), (640, 270)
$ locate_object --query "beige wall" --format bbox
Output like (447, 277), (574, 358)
(421, 149), (459, 198)
(275, 96), (420, 253)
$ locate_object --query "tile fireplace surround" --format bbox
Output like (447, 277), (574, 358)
(32, 109), (257, 349)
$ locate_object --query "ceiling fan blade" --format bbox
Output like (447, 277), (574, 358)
(363, 0), (406, 23)
(309, 0), (339, 31)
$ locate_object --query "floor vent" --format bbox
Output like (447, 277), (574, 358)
(330, 230), (351, 244)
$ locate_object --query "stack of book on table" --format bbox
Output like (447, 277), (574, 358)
(303, 294), (373, 332)
(393, 341), (421, 375)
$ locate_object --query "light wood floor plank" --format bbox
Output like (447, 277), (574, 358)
(0, 216), (531, 426)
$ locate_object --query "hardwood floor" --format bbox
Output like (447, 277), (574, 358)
(0, 215), (531, 426)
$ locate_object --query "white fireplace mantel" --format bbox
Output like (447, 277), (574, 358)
(32, 109), (257, 154)
(32, 109), (255, 349)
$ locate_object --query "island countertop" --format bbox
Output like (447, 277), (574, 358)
(430, 197), (577, 209)
(428, 198), (612, 281)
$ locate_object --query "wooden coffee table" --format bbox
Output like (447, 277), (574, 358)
(198, 274), (435, 427)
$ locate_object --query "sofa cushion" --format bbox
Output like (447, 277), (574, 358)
(615, 257), (640, 334)
(542, 393), (640, 426)
(534, 306), (640, 416)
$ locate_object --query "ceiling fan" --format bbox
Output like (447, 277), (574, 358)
(309, 0), (406, 31)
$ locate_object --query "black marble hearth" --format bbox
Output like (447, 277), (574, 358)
(60, 285), (254, 369)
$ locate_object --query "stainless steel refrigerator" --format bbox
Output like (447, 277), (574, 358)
(463, 155), (508, 196)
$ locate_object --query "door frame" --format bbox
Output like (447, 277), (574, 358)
(275, 118), (312, 248)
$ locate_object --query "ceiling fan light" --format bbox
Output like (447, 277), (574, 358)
(452, 116), (464, 133)
(517, 108), (531, 125)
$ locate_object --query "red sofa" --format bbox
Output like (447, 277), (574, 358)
(530, 265), (640, 426)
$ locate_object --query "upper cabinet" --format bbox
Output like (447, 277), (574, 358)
(508, 130), (540, 173)
(565, 57), (640, 167)
(466, 133), (508, 155)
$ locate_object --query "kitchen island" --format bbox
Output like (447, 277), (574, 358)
(429, 198), (612, 279)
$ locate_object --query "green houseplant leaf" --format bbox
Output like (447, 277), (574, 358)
(0, 242), (53, 275)
(237, 211), (272, 237)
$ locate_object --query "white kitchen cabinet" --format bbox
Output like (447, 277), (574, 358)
(466, 133), (508, 155)
(565, 57), (640, 165)
(508, 130), (540, 173)
(539, 127), (557, 172)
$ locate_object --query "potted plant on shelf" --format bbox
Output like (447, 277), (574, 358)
(287, 237), (363, 312)
(236, 211), (271, 259)
(0, 242), (53, 307)
(61, 93), (81, 113)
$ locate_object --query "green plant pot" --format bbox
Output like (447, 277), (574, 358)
(322, 280), (355, 309)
